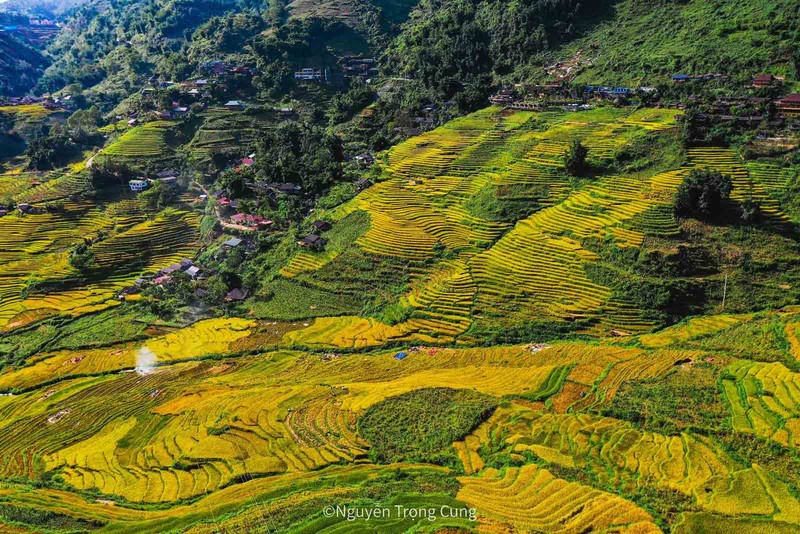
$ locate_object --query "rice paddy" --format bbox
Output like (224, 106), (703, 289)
(3, 105), (800, 532)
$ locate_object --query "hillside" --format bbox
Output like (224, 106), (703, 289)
(2, 104), (800, 532)
(3, 0), (800, 532)
(0, 31), (49, 96)
(0, 0), (88, 17)
(558, 0), (800, 85)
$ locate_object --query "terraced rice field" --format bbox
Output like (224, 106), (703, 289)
(0, 342), (696, 504)
(277, 107), (683, 345)
(687, 147), (790, 225)
(722, 360), (800, 449)
(99, 121), (175, 160)
(457, 464), (660, 533)
(467, 403), (800, 520)
(0, 203), (201, 330)
(4, 105), (800, 533)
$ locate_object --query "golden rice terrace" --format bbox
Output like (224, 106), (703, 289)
(2, 106), (800, 534)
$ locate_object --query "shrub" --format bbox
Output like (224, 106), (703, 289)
(358, 387), (497, 468)
(563, 139), (588, 176)
(674, 168), (732, 219)
(68, 243), (95, 271)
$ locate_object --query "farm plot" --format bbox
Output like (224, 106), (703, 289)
(277, 107), (684, 346)
(0, 204), (201, 330)
(457, 464), (660, 533)
(0, 317), (255, 391)
(722, 359), (800, 449)
(469, 403), (800, 521)
(0, 342), (682, 503)
(99, 121), (175, 162)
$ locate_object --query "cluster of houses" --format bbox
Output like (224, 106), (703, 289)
(122, 258), (202, 297)
(201, 61), (257, 77)
(488, 73), (800, 121)
(0, 17), (59, 46)
(339, 56), (378, 79)
(0, 202), (51, 216)
(0, 94), (75, 110)
(128, 170), (181, 192)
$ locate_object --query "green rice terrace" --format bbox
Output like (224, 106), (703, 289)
(3, 105), (800, 533)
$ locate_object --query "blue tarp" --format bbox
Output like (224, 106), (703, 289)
(394, 352), (408, 361)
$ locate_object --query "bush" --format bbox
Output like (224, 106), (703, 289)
(68, 243), (95, 271)
(563, 139), (588, 176)
(358, 387), (497, 468)
(674, 168), (732, 219)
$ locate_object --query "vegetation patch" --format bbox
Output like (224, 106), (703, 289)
(358, 387), (497, 467)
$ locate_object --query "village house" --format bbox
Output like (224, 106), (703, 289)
(230, 213), (273, 229)
(753, 74), (783, 88)
(224, 100), (245, 110)
(129, 179), (149, 192)
(298, 234), (327, 250)
(294, 68), (323, 81)
(225, 288), (248, 302)
(156, 170), (179, 185)
(354, 153), (374, 166)
(356, 178), (372, 192)
(777, 94), (800, 113)
(489, 87), (516, 105)
(312, 220), (332, 232)
(339, 56), (378, 78)
(202, 61), (228, 76)
(223, 237), (243, 248)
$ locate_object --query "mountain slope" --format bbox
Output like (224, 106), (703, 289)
(0, 31), (49, 96)
(561, 0), (800, 85)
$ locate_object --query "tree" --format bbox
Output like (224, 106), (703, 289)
(674, 168), (732, 219)
(25, 128), (77, 170)
(68, 242), (95, 271)
(140, 180), (178, 210)
(253, 121), (341, 194)
(563, 139), (588, 176)
(66, 106), (100, 143)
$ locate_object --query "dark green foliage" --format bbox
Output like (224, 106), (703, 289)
(328, 79), (376, 125)
(65, 106), (101, 144)
(739, 194), (761, 223)
(603, 370), (728, 436)
(89, 161), (137, 189)
(0, 32), (49, 97)
(139, 180), (179, 210)
(384, 0), (600, 109)
(464, 183), (543, 223)
(38, 0), (264, 98)
(253, 121), (342, 194)
(0, 503), (104, 531)
(68, 242), (95, 271)
(469, 319), (589, 345)
(25, 128), (78, 170)
(563, 139), (588, 177)
(585, 252), (707, 325)
(358, 387), (497, 467)
(674, 168), (732, 220)
(717, 431), (800, 490)
(567, 0), (800, 85)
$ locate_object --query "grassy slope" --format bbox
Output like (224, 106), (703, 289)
(563, 0), (800, 85)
